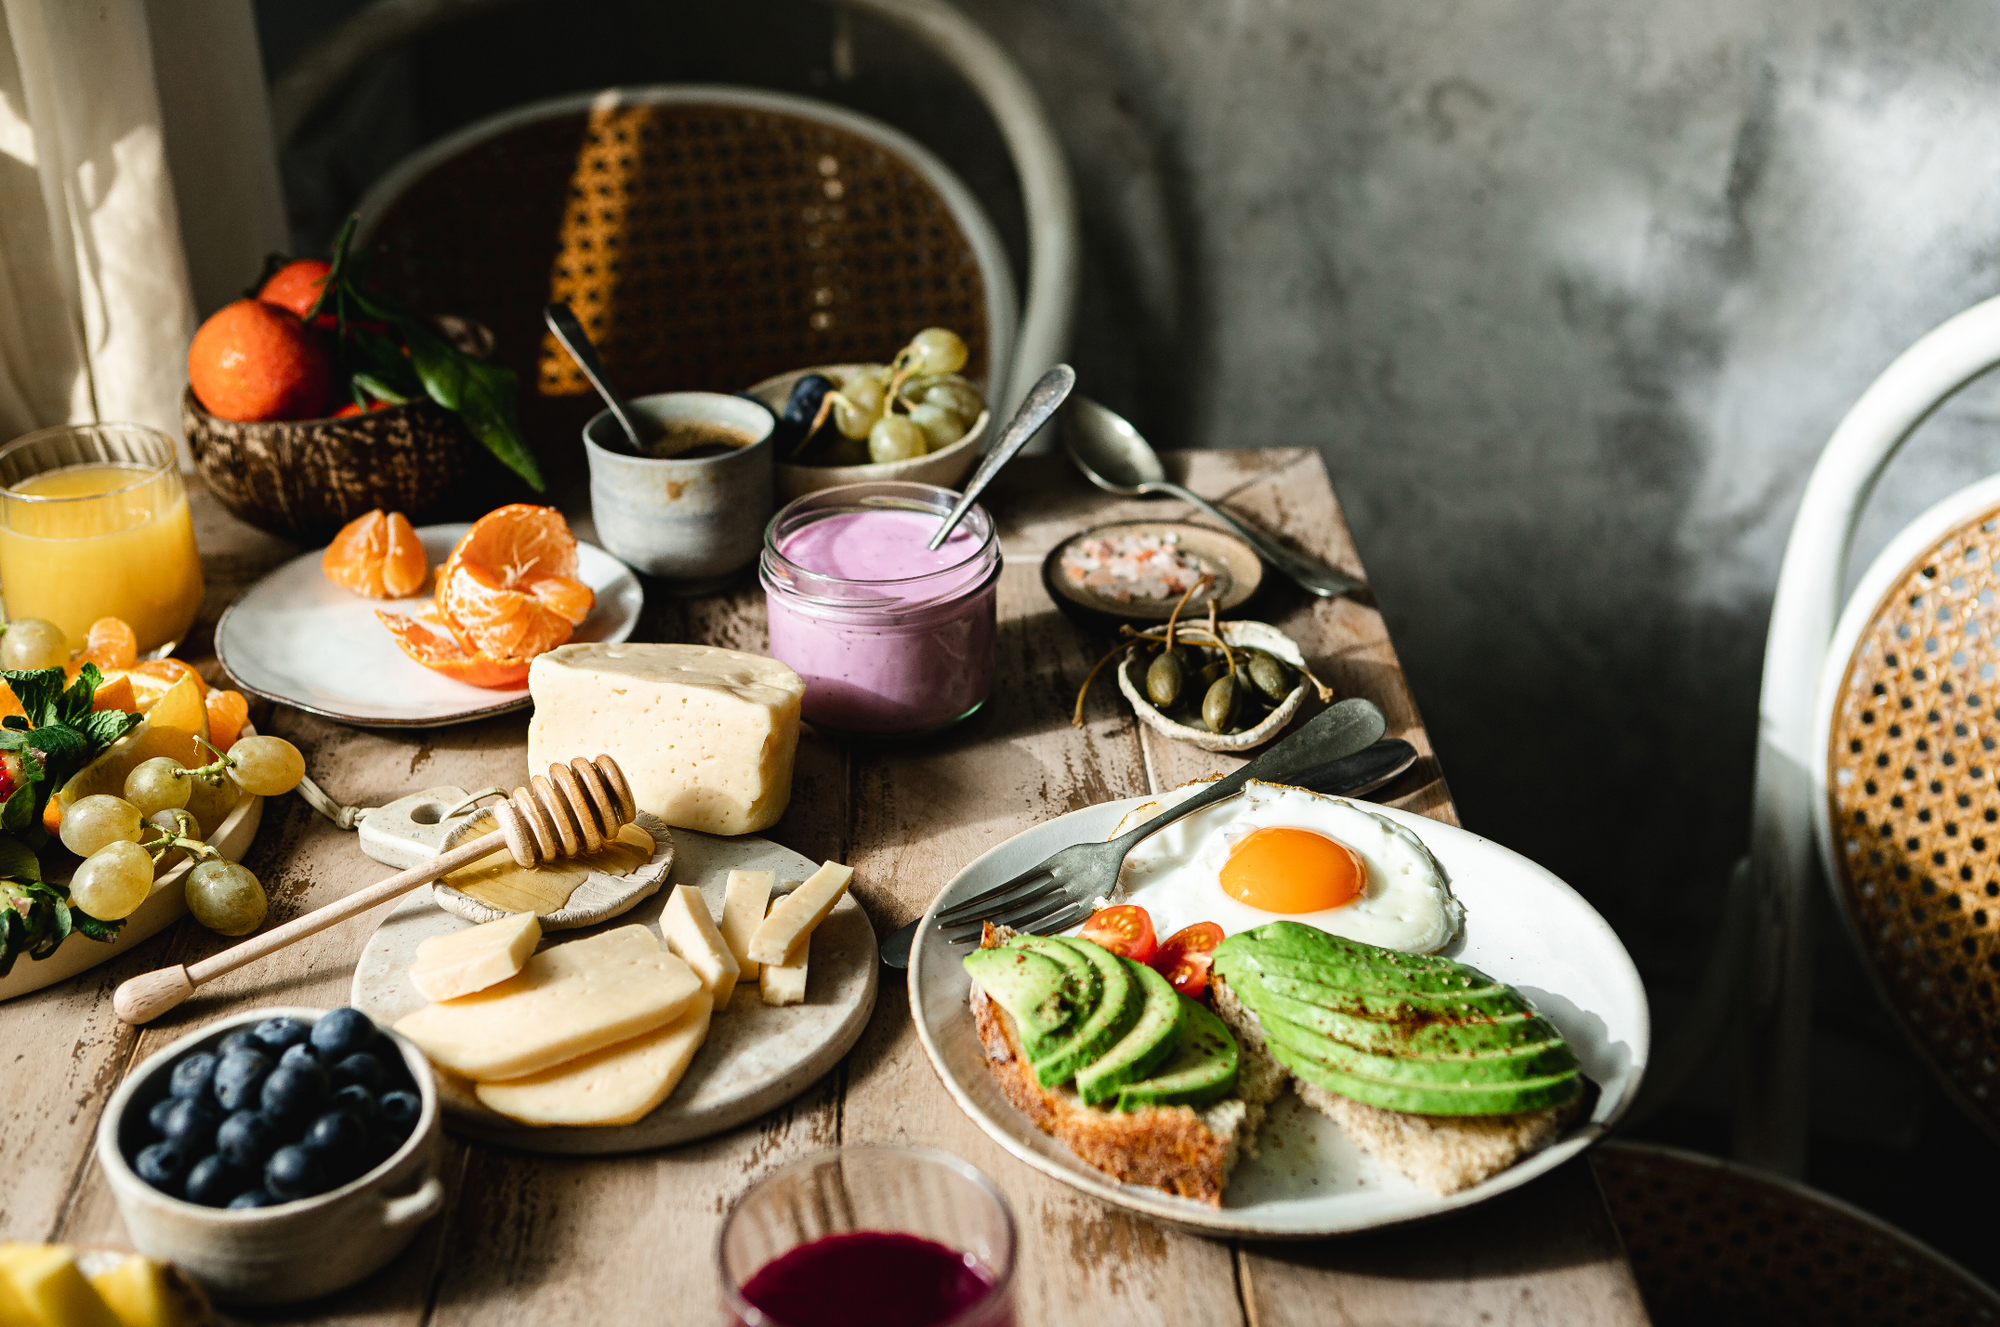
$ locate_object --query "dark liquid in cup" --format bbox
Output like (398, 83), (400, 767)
(736, 1231), (1008, 1327)
(639, 419), (757, 460)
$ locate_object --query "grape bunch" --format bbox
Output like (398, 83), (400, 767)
(129, 1009), (423, 1208)
(775, 327), (985, 467)
(62, 734), (307, 934)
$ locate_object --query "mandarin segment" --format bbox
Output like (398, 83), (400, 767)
(435, 504), (593, 662)
(377, 609), (532, 689)
(324, 509), (428, 599)
(82, 617), (139, 670)
(207, 688), (250, 751)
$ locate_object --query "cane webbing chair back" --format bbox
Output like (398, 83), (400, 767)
(355, 87), (1009, 453)
(1593, 1142), (2000, 1327)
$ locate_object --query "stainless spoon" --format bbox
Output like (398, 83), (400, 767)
(1062, 396), (1362, 598)
(928, 364), (1076, 551)
(544, 301), (645, 452)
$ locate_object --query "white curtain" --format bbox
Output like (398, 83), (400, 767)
(0, 0), (285, 451)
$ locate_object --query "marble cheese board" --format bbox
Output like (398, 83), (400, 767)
(352, 827), (877, 1154)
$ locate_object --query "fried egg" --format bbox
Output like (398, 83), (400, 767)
(1103, 780), (1463, 953)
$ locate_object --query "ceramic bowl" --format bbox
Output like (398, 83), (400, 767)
(1116, 620), (1311, 753)
(748, 365), (990, 502)
(96, 1006), (444, 1306)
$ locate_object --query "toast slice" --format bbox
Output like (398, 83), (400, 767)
(1211, 974), (1586, 1194)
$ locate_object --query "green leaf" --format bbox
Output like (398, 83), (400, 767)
(350, 371), (414, 406)
(22, 724), (84, 785)
(405, 323), (544, 490)
(0, 834), (37, 882)
(80, 709), (142, 750)
(0, 909), (22, 978)
(71, 911), (121, 943)
(1, 668), (68, 726)
(0, 784), (37, 836)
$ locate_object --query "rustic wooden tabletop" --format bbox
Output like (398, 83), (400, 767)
(0, 448), (1649, 1325)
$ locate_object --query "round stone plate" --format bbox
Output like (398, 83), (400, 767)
(430, 810), (675, 930)
(1042, 520), (1263, 623)
(353, 828), (877, 1154)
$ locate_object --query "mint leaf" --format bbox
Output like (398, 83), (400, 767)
(81, 709), (142, 750)
(0, 834), (38, 881)
(0, 668), (66, 725)
(22, 725), (85, 787)
(0, 785), (37, 836)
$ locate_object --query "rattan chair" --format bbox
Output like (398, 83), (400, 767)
(268, 0), (1074, 427)
(1593, 1142), (2000, 1326)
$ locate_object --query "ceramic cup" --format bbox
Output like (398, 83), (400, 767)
(96, 1006), (444, 1306)
(584, 391), (776, 591)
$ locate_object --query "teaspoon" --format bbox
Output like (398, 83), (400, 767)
(545, 301), (645, 452)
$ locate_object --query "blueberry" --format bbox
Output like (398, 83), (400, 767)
(169, 1052), (217, 1100)
(264, 1145), (324, 1201)
(331, 1052), (388, 1094)
(182, 1154), (250, 1207)
(217, 1030), (258, 1057)
(310, 1008), (378, 1060)
(215, 1110), (281, 1171)
(227, 1188), (276, 1209)
(260, 1063), (328, 1122)
(279, 1043), (322, 1073)
(377, 1091), (421, 1140)
(134, 1141), (188, 1193)
(251, 1017), (311, 1055)
(159, 1097), (221, 1153)
(331, 1084), (378, 1123)
(211, 1049), (270, 1113)
(146, 1098), (177, 1134)
(302, 1110), (370, 1182)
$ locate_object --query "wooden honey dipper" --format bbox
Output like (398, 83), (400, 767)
(112, 756), (637, 1026)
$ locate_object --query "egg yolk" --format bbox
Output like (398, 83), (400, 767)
(1218, 826), (1365, 913)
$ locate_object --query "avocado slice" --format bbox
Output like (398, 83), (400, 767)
(1115, 995), (1239, 1111)
(1017, 937), (1139, 1088)
(1271, 1033), (1585, 1116)
(1075, 959), (1183, 1106)
(1240, 978), (1565, 1057)
(963, 946), (1083, 1040)
(1256, 1009), (1578, 1087)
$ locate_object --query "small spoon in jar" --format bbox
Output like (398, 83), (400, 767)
(927, 364), (1076, 551)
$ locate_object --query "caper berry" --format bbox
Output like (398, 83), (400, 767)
(1146, 649), (1186, 709)
(1196, 658), (1229, 689)
(1202, 673), (1239, 732)
(1246, 651), (1293, 703)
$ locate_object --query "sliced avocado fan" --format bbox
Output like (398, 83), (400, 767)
(1212, 921), (1584, 1117)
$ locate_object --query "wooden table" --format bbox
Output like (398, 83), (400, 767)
(0, 449), (1650, 1325)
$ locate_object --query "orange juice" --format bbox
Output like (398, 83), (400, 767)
(0, 462), (204, 653)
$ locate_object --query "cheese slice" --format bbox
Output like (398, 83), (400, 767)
(409, 910), (542, 1002)
(476, 989), (714, 1126)
(526, 643), (805, 836)
(658, 885), (740, 1010)
(759, 881), (809, 1006)
(748, 861), (852, 965)
(395, 925), (699, 1082)
(0, 1246), (120, 1327)
(720, 869), (774, 979)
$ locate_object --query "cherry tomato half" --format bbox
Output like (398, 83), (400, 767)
(1152, 921), (1227, 999)
(1078, 904), (1158, 965)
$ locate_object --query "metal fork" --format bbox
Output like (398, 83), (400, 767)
(932, 696), (1388, 943)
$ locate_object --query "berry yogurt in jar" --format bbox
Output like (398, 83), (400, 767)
(761, 482), (999, 737)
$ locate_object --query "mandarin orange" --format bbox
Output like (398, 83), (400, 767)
(187, 300), (334, 422)
(256, 259), (331, 320)
(323, 510), (428, 599)
(434, 505), (593, 663)
(81, 617), (138, 671)
(206, 689), (250, 751)
(376, 609), (531, 689)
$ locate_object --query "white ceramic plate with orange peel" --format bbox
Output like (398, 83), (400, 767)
(215, 522), (642, 729)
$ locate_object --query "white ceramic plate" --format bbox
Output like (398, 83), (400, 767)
(351, 827), (877, 1154)
(909, 794), (1649, 1237)
(214, 524), (642, 729)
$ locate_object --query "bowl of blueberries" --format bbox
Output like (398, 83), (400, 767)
(94, 1005), (441, 1305)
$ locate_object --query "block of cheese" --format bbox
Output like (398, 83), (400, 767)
(395, 925), (699, 1081)
(748, 861), (853, 965)
(409, 910), (542, 1002)
(720, 869), (774, 979)
(476, 989), (713, 1126)
(526, 643), (805, 836)
(658, 885), (740, 1010)
(759, 881), (809, 1006)
(0, 1245), (121, 1327)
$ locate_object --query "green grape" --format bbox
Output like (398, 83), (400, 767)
(147, 809), (199, 871)
(71, 841), (154, 921)
(907, 402), (967, 452)
(186, 859), (267, 936)
(226, 736), (305, 797)
(60, 795), (144, 857)
(124, 757), (190, 815)
(831, 376), (885, 440)
(185, 771), (241, 830)
(868, 414), (928, 463)
(907, 327), (968, 376)
(0, 618), (68, 671)
(911, 374), (985, 422)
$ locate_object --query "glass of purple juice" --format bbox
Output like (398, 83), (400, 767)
(718, 1146), (1016, 1327)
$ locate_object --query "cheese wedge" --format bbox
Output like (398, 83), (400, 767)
(409, 910), (541, 1002)
(748, 861), (852, 965)
(720, 869), (774, 979)
(476, 989), (713, 1126)
(658, 885), (740, 1010)
(395, 925), (699, 1082)
(526, 643), (805, 835)
(0, 1245), (120, 1327)
(759, 882), (809, 1006)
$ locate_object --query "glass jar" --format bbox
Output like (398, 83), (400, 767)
(761, 482), (1000, 737)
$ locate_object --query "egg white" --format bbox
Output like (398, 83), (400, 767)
(1097, 780), (1463, 954)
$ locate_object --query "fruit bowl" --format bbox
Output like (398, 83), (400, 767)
(183, 389), (475, 542)
(748, 365), (989, 503)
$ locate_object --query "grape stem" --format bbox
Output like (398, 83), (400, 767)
(141, 813), (222, 866)
(179, 736), (238, 786)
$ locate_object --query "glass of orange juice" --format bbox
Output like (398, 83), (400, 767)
(0, 424), (204, 655)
